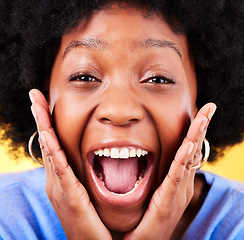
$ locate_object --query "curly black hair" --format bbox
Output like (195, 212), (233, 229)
(0, 0), (243, 161)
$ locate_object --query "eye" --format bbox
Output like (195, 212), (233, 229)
(142, 75), (175, 84)
(69, 72), (101, 83)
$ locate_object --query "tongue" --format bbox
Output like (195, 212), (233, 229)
(99, 157), (138, 194)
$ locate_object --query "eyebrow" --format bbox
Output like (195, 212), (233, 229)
(62, 38), (182, 61)
(62, 39), (108, 60)
(140, 38), (182, 61)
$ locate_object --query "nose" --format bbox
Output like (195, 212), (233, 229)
(95, 87), (144, 126)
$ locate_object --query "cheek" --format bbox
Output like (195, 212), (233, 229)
(149, 94), (193, 183)
(51, 96), (93, 180)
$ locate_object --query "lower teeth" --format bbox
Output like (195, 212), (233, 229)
(133, 179), (142, 189)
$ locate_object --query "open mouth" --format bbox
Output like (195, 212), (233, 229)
(88, 146), (154, 206)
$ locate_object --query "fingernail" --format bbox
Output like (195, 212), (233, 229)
(200, 117), (208, 132)
(188, 142), (194, 156)
(29, 91), (35, 104)
(207, 106), (217, 120)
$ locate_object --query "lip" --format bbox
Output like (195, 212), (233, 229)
(87, 141), (155, 207)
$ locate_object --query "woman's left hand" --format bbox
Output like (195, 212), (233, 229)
(124, 103), (216, 240)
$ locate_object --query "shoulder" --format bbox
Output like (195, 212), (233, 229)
(203, 171), (244, 200)
(0, 167), (46, 203)
(0, 168), (66, 240)
(183, 171), (244, 240)
(0, 167), (45, 188)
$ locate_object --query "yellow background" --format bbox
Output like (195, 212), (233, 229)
(0, 129), (243, 182)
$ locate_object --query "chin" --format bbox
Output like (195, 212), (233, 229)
(94, 200), (147, 232)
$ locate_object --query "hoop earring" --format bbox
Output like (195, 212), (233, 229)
(191, 138), (210, 170)
(28, 131), (44, 165)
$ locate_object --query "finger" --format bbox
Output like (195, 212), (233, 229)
(192, 103), (216, 166)
(135, 141), (193, 223)
(31, 102), (52, 132)
(39, 129), (78, 195)
(196, 102), (217, 121)
(29, 89), (53, 126)
(29, 89), (49, 112)
(29, 91), (54, 193)
(124, 142), (194, 240)
(183, 103), (216, 166)
(39, 135), (54, 194)
(31, 95), (71, 193)
(40, 129), (112, 239)
(179, 103), (216, 199)
(166, 106), (215, 201)
(161, 141), (194, 201)
(184, 103), (216, 143)
(30, 90), (65, 207)
(182, 116), (207, 167)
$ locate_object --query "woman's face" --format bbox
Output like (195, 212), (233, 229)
(49, 5), (197, 231)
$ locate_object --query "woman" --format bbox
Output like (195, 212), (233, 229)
(0, 0), (243, 239)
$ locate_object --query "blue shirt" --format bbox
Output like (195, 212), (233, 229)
(0, 168), (66, 240)
(0, 168), (244, 239)
(183, 171), (244, 240)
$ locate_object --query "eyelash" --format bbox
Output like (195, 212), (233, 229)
(142, 75), (175, 84)
(69, 72), (101, 83)
(68, 72), (175, 85)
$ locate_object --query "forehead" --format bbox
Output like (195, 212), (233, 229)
(59, 5), (190, 63)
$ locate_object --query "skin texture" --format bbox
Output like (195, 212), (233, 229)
(29, 5), (216, 239)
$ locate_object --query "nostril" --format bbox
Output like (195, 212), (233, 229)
(101, 118), (110, 121)
(100, 117), (140, 126)
(100, 118), (112, 124)
(96, 99), (144, 126)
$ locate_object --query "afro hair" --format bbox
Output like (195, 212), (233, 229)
(0, 0), (243, 161)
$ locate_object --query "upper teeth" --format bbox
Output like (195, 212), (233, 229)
(94, 147), (148, 159)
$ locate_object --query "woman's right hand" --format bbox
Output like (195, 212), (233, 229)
(29, 89), (112, 240)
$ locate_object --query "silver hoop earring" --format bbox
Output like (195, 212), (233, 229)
(28, 131), (43, 165)
(191, 138), (210, 170)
